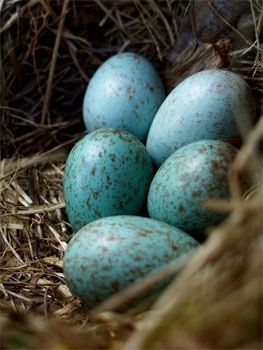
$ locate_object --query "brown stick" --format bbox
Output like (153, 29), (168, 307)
(41, 0), (70, 124)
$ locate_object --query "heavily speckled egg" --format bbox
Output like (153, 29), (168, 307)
(146, 69), (255, 167)
(63, 215), (198, 306)
(83, 52), (165, 141)
(148, 140), (237, 233)
(63, 128), (153, 231)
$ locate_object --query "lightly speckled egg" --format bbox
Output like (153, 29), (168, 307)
(83, 52), (165, 142)
(63, 215), (199, 306)
(63, 128), (153, 232)
(146, 69), (255, 167)
(148, 140), (237, 234)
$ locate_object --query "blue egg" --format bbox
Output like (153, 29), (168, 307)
(63, 129), (153, 231)
(63, 215), (198, 306)
(146, 69), (255, 167)
(148, 140), (237, 233)
(83, 52), (165, 141)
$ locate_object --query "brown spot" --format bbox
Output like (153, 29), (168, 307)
(133, 255), (142, 261)
(80, 265), (86, 271)
(100, 246), (108, 252)
(138, 228), (152, 236)
(93, 191), (99, 199)
(106, 175), (111, 185)
(108, 235), (117, 241)
(146, 82), (154, 93)
(211, 161), (219, 172)
(111, 281), (120, 291)
(94, 209), (101, 217)
(111, 129), (122, 135)
(178, 204), (185, 213)
(172, 244), (178, 251)
(110, 154), (116, 162)
(192, 191), (201, 197)
(102, 265), (111, 271)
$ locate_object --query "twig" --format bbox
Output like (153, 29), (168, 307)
(250, 0), (262, 74)
(228, 117), (263, 200)
(1, 202), (65, 217)
(1, 228), (24, 264)
(0, 136), (81, 181)
(148, 0), (175, 46)
(208, 0), (263, 54)
(135, 2), (162, 61)
(0, 0), (41, 33)
(41, 0), (70, 124)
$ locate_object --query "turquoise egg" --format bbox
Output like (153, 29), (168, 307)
(146, 69), (255, 167)
(63, 129), (153, 231)
(148, 140), (237, 233)
(63, 215), (198, 306)
(83, 52), (165, 141)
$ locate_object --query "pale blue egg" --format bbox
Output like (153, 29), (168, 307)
(146, 69), (255, 167)
(63, 215), (198, 306)
(63, 129), (153, 232)
(148, 140), (237, 233)
(83, 52), (165, 141)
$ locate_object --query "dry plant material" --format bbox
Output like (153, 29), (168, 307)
(0, 156), (71, 316)
(0, 0), (262, 349)
(0, 305), (112, 350)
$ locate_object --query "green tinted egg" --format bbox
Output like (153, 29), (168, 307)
(63, 215), (198, 306)
(83, 52), (165, 141)
(148, 140), (237, 233)
(63, 129), (153, 231)
(146, 69), (254, 167)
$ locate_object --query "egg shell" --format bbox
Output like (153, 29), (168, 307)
(63, 215), (198, 306)
(83, 52), (165, 141)
(148, 140), (237, 233)
(63, 128), (153, 232)
(146, 69), (255, 167)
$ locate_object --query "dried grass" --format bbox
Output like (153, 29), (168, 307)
(0, 0), (262, 349)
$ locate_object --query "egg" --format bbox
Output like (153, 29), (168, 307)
(148, 140), (237, 233)
(63, 215), (198, 306)
(83, 52), (165, 142)
(146, 69), (255, 167)
(63, 128), (153, 231)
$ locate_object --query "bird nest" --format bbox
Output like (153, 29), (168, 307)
(1, 1), (262, 349)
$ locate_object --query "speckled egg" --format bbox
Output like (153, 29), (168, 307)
(63, 215), (198, 306)
(148, 140), (237, 233)
(83, 52), (165, 141)
(146, 69), (255, 167)
(63, 128), (153, 231)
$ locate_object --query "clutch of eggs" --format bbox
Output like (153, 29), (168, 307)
(62, 58), (256, 307)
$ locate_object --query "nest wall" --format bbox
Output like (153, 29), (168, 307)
(0, 1), (262, 349)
